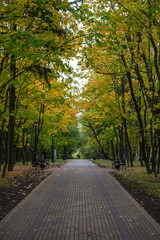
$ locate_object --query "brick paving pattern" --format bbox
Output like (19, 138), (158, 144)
(0, 160), (160, 240)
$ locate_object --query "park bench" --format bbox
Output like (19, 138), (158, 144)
(36, 161), (50, 170)
(112, 161), (126, 171)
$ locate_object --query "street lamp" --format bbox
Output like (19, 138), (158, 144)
(51, 134), (54, 162)
(33, 122), (38, 167)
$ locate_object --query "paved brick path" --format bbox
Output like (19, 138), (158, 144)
(0, 160), (160, 240)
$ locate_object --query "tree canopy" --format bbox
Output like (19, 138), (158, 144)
(78, 0), (160, 176)
(0, 0), (83, 176)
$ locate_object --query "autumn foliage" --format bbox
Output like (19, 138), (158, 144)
(79, 0), (160, 176)
(0, 0), (82, 176)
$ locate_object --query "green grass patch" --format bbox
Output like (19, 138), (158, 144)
(54, 159), (64, 164)
(91, 159), (113, 168)
(111, 167), (160, 197)
(0, 178), (15, 189)
(52, 158), (68, 167)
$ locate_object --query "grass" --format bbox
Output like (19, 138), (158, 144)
(91, 159), (113, 168)
(54, 159), (64, 164)
(0, 165), (32, 189)
(111, 167), (160, 197)
(0, 178), (15, 189)
(92, 159), (160, 198)
(0, 158), (65, 189)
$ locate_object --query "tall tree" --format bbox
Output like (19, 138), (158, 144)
(79, 0), (160, 174)
(0, 0), (83, 175)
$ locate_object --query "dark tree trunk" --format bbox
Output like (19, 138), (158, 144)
(118, 125), (124, 163)
(22, 129), (26, 165)
(139, 143), (144, 167)
(0, 131), (4, 172)
(121, 76), (133, 166)
(8, 56), (16, 171)
(121, 55), (151, 173)
(113, 125), (119, 160)
(88, 124), (112, 160)
(111, 140), (116, 160)
(2, 132), (8, 178)
(0, 88), (9, 175)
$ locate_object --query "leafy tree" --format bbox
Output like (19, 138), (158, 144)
(0, 0), (83, 176)
(79, 0), (160, 175)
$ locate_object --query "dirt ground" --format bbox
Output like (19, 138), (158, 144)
(0, 167), (160, 224)
(0, 167), (52, 221)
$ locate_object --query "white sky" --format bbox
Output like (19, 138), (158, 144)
(70, 58), (88, 92)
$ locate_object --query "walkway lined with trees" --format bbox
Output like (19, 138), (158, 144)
(0, 1), (160, 238)
(0, 0), (160, 177)
(0, 160), (160, 240)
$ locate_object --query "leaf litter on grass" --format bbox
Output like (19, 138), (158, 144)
(0, 164), (52, 221)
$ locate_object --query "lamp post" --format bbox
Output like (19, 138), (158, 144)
(51, 134), (54, 162)
(34, 122), (38, 166)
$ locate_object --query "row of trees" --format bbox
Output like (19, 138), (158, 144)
(0, 0), (82, 177)
(79, 0), (160, 176)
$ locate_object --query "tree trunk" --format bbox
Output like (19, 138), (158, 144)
(90, 124), (112, 160)
(111, 140), (116, 160)
(121, 76), (133, 166)
(139, 143), (144, 167)
(8, 55), (16, 171)
(158, 136), (160, 174)
(118, 125), (124, 162)
(121, 55), (151, 173)
(22, 128), (25, 165)
(2, 132), (8, 178)
(0, 88), (9, 175)
(113, 124), (119, 160)
(0, 131), (3, 172)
